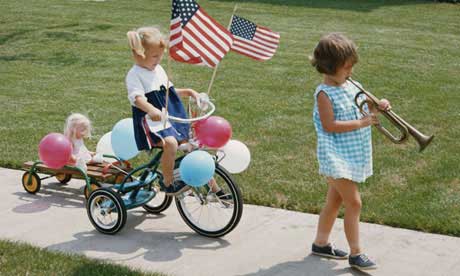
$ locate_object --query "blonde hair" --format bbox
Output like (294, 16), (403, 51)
(310, 33), (358, 75)
(64, 113), (92, 140)
(127, 26), (167, 58)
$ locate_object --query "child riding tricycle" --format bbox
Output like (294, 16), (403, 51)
(85, 97), (243, 237)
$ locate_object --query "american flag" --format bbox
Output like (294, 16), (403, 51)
(230, 15), (280, 61)
(169, 0), (233, 68)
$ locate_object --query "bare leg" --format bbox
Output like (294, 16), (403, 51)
(314, 179), (343, 246)
(329, 178), (362, 255)
(208, 178), (220, 192)
(160, 136), (178, 187)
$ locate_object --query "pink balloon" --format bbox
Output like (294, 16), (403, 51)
(38, 133), (73, 169)
(195, 116), (232, 148)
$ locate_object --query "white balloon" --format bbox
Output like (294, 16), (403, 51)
(96, 132), (117, 163)
(216, 140), (251, 174)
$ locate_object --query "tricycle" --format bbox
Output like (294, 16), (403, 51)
(85, 97), (243, 237)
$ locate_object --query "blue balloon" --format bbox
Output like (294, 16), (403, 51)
(111, 118), (139, 160)
(179, 151), (215, 187)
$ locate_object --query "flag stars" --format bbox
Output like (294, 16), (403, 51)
(172, 0), (199, 26)
(231, 16), (256, 40)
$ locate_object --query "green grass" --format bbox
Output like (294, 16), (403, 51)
(1, 0), (460, 240)
(0, 239), (166, 276)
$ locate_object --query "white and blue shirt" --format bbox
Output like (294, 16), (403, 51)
(313, 80), (373, 183)
(125, 64), (173, 106)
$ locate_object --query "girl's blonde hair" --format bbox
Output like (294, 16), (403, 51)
(310, 33), (358, 75)
(127, 26), (167, 58)
(64, 113), (92, 140)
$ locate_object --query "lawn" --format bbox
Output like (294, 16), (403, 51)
(1, 0), (459, 240)
(0, 239), (166, 276)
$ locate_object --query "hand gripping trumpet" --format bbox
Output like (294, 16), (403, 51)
(347, 78), (434, 152)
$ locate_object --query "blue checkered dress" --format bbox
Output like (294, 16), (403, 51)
(313, 80), (373, 183)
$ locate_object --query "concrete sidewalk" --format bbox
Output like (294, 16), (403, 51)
(1, 167), (459, 276)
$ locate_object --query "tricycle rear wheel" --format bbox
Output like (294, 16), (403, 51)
(142, 171), (173, 214)
(86, 188), (127, 235)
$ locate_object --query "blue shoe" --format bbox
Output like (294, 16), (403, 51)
(311, 243), (348, 259)
(162, 180), (190, 195)
(349, 253), (377, 271)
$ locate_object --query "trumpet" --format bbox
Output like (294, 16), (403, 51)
(347, 78), (434, 152)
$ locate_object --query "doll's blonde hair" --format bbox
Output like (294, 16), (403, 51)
(127, 26), (167, 59)
(64, 113), (92, 140)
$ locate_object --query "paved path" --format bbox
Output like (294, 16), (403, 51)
(1, 167), (459, 276)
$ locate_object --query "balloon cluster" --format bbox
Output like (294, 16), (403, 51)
(38, 108), (250, 182)
(193, 115), (250, 174)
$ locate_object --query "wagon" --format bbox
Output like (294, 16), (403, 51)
(21, 158), (132, 199)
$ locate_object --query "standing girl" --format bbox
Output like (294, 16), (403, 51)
(310, 33), (390, 271)
(125, 26), (201, 195)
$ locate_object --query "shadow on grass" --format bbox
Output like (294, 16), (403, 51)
(47, 210), (231, 263)
(210, 0), (434, 12)
(240, 254), (372, 276)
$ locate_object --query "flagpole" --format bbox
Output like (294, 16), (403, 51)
(164, 45), (172, 132)
(207, 3), (238, 97)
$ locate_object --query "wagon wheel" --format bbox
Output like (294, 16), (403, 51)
(22, 172), (41, 194)
(55, 173), (72, 184)
(84, 182), (102, 199)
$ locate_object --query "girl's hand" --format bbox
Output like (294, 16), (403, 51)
(68, 155), (77, 165)
(378, 99), (391, 111)
(188, 89), (200, 101)
(92, 153), (104, 163)
(188, 89), (210, 110)
(148, 108), (163, 121)
(360, 113), (379, 127)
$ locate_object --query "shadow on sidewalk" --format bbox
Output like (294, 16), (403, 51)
(46, 210), (231, 262)
(12, 182), (86, 213)
(240, 254), (373, 276)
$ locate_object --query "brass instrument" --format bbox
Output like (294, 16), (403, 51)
(347, 78), (434, 152)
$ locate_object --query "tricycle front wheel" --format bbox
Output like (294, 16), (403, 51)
(175, 165), (243, 238)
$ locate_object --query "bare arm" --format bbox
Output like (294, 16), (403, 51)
(134, 96), (162, 121)
(175, 88), (199, 99)
(317, 91), (378, 133)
